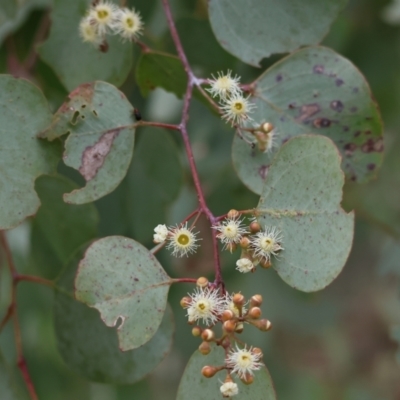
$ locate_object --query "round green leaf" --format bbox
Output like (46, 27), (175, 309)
(208, 0), (346, 66)
(39, 81), (135, 204)
(136, 52), (187, 98)
(232, 46), (383, 194)
(177, 345), (276, 400)
(75, 236), (171, 351)
(55, 252), (174, 384)
(256, 135), (354, 292)
(38, 0), (133, 91)
(31, 175), (98, 275)
(0, 75), (60, 229)
(0, 351), (25, 400)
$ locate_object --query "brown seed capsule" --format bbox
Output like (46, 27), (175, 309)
(201, 365), (217, 378)
(180, 296), (191, 308)
(222, 309), (234, 322)
(192, 326), (202, 337)
(196, 276), (209, 288)
(249, 221), (261, 233)
(199, 341), (211, 355)
(227, 209), (240, 219)
(259, 258), (272, 269)
(233, 293), (245, 307)
(240, 236), (251, 249)
(241, 373), (254, 385)
(201, 329), (215, 342)
(262, 122), (274, 133)
(250, 294), (263, 307)
(223, 320), (236, 333)
(257, 319), (272, 332)
(235, 322), (244, 333)
(248, 307), (262, 319)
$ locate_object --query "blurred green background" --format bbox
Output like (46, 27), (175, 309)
(1, 0), (400, 398)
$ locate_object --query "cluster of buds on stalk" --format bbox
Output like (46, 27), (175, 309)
(213, 209), (284, 273)
(181, 279), (272, 397)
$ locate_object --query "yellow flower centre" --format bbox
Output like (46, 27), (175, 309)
(239, 353), (251, 366)
(233, 102), (244, 112)
(97, 9), (109, 20)
(177, 233), (190, 246)
(126, 17), (134, 28)
(260, 237), (274, 251)
(223, 224), (238, 238)
(217, 77), (230, 89)
(197, 301), (206, 310)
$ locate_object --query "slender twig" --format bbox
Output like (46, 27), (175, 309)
(169, 278), (198, 284)
(16, 274), (54, 287)
(136, 121), (180, 131)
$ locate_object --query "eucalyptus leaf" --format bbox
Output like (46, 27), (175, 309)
(256, 135), (354, 292)
(208, 0), (347, 66)
(176, 345), (276, 400)
(75, 236), (171, 350)
(39, 81), (135, 204)
(55, 252), (174, 384)
(233, 46), (383, 194)
(136, 51), (187, 98)
(0, 75), (60, 229)
(0, 350), (25, 400)
(38, 0), (132, 91)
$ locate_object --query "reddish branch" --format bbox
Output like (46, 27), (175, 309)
(161, 0), (224, 289)
(0, 231), (53, 400)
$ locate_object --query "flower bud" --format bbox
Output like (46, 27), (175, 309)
(199, 341), (211, 355)
(227, 209), (240, 219)
(201, 329), (215, 342)
(262, 122), (274, 133)
(250, 294), (263, 307)
(192, 326), (202, 337)
(235, 322), (244, 333)
(201, 365), (218, 378)
(180, 296), (191, 308)
(259, 258), (272, 269)
(240, 236), (251, 249)
(248, 307), (261, 319)
(233, 293), (245, 307)
(241, 373), (254, 385)
(196, 276), (209, 288)
(222, 309), (234, 321)
(223, 320), (236, 333)
(249, 221), (261, 233)
(252, 347), (263, 356)
(257, 319), (272, 332)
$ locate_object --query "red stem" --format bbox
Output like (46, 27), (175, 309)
(161, 0), (224, 289)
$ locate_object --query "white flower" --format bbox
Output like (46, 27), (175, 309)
(185, 288), (224, 325)
(235, 258), (253, 273)
(255, 124), (279, 153)
(226, 345), (263, 379)
(153, 224), (168, 243)
(223, 293), (247, 317)
(166, 223), (200, 257)
(250, 226), (283, 262)
(220, 381), (239, 397)
(114, 7), (143, 40)
(220, 93), (256, 126)
(206, 70), (241, 100)
(79, 17), (102, 46)
(87, 0), (118, 36)
(213, 217), (248, 248)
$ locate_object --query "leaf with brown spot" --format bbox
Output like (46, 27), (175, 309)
(39, 81), (135, 204)
(232, 46), (383, 194)
(75, 236), (171, 351)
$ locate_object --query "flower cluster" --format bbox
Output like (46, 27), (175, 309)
(79, 1), (143, 48)
(181, 287), (271, 397)
(153, 223), (200, 258)
(207, 71), (279, 153)
(212, 210), (284, 273)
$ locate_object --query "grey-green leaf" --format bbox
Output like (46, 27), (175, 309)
(55, 251), (174, 383)
(75, 236), (171, 351)
(176, 345), (276, 400)
(0, 350), (25, 400)
(208, 0), (347, 66)
(38, 0), (132, 91)
(232, 46), (383, 194)
(256, 135), (354, 292)
(39, 81), (135, 204)
(0, 75), (60, 229)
